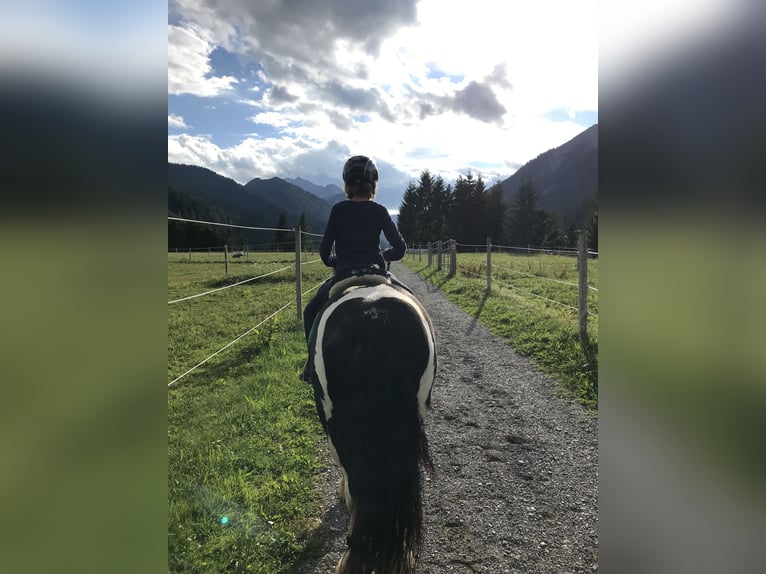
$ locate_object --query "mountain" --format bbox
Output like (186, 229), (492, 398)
(243, 177), (332, 234)
(501, 124), (597, 228)
(285, 177), (344, 200)
(168, 163), (333, 247)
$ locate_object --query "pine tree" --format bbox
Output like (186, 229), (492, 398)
(585, 188), (598, 251)
(505, 178), (561, 247)
(397, 170), (452, 245)
(297, 212), (313, 252)
(397, 181), (422, 244)
(485, 182), (506, 243)
(533, 210), (563, 247)
(272, 213), (292, 251)
(506, 178), (537, 246)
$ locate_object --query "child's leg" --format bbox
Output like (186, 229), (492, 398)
(303, 278), (334, 342)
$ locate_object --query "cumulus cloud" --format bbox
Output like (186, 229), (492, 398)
(450, 81), (507, 124)
(265, 85), (299, 105)
(168, 0), (598, 201)
(168, 114), (189, 128)
(168, 24), (238, 96)
(406, 80), (507, 125)
(174, 0), (418, 61)
(320, 80), (394, 121)
(486, 62), (513, 90)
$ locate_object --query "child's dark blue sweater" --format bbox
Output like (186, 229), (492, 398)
(319, 200), (406, 274)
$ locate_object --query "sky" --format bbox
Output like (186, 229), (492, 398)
(168, 0), (598, 209)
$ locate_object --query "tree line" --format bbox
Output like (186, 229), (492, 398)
(271, 212), (312, 252)
(397, 170), (598, 250)
(168, 185), (314, 251)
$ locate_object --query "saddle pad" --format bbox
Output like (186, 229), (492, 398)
(328, 274), (391, 298)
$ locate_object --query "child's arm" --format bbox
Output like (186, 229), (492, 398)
(319, 209), (338, 268)
(380, 210), (406, 263)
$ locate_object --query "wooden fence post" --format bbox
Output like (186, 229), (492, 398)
(449, 239), (457, 276)
(486, 237), (492, 293)
(224, 244), (229, 274)
(295, 227), (303, 321)
(188, 247), (191, 262)
(436, 240), (443, 271)
(578, 231), (588, 345)
(427, 242), (433, 266)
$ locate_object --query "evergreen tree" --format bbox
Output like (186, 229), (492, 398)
(397, 170), (452, 245)
(533, 210), (563, 247)
(297, 212), (309, 233)
(448, 172), (487, 244)
(485, 182), (506, 243)
(168, 186), (232, 249)
(587, 189), (598, 251)
(429, 175), (452, 241)
(505, 178), (537, 247)
(397, 181), (424, 244)
(297, 212), (313, 252)
(564, 222), (579, 248)
(505, 178), (562, 248)
(272, 213), (292, 251)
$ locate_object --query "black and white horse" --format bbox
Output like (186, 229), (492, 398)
(307, 275), (436, 574)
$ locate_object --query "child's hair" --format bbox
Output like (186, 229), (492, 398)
(345, 181), (377, 199)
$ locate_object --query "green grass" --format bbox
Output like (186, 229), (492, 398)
(167, 248), (598, 573)
(168, 252), (332, 573)
(402, 251), (598, 409)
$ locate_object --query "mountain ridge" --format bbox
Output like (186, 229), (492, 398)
(168, 124), (597, 248)
(501, 124), (597, 227)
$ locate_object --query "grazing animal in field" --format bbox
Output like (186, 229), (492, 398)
(307, 276), (436, 574)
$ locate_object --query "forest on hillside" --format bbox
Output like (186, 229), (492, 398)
(397, 170), (598, 250)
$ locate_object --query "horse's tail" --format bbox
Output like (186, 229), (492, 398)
(319, 291), (434, 574)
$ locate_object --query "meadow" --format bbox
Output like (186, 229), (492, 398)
(168, 251), (330, 573)
(401, 249), (598, 408)
(167, 247), (598, 573)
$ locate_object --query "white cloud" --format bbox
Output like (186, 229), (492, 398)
(168, 114), (189, 128)
(168, 133), (223, 166)
(168, 0), (598, 198)
(168, 24), (238, 96)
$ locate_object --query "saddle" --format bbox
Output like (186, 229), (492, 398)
(329, 273), (391, 298)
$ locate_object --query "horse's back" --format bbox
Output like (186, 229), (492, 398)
(311, 283), (435, 427)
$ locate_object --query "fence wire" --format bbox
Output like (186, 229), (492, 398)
(168, 265), (293, 305)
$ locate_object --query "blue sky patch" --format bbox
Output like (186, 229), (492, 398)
(544, 108), (598, 127)
(426, 64), (464, 83)
(169, 94), (283, 147)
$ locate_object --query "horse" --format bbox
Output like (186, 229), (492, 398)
(306, 274), (437, 574)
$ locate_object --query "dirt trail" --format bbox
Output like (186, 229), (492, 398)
(294, 262), (598, 574)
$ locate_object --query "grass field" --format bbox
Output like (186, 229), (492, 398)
(168, 248), (598, 572)
(168, 251), (331, 573)
(401, 249), (598, 408)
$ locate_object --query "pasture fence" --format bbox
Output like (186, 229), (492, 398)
(168, 217), (324, 386)
(408, 232), (598, 343)
(169, 217), (598, 385)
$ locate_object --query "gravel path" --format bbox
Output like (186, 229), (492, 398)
(294, 262), (598, 574)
